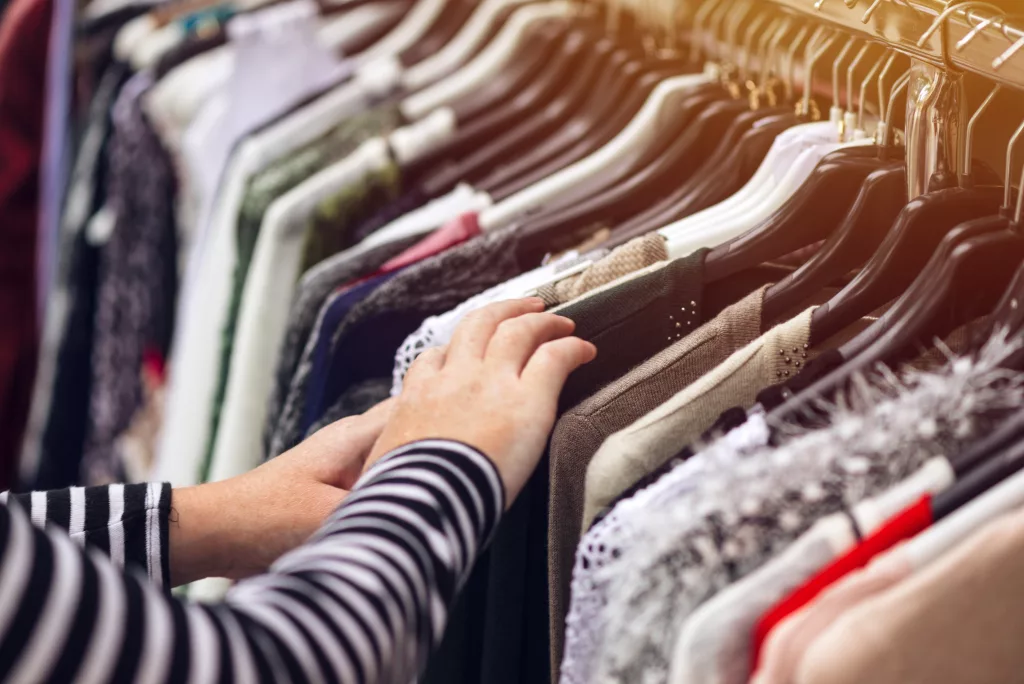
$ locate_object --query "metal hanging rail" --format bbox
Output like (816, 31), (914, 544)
(763, 0), (1024, 90)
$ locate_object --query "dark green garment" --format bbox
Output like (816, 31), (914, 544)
(199, 103), (403, 483)
(301, 161), (402, 272)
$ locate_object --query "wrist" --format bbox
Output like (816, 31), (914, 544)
(168, 481), (249, 586)
(169, 473), (347, 586)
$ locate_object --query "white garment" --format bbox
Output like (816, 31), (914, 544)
(592, 338), (1020, 684)
(362, 183), (489, 251)
(207, 139), (391, 484)
(562, 336), (1021, 684)
(560, 413), (770, 684)
(667, 457), (955, 684)
(181, 2), (348, 238)
(154, 82), (376, 488)
(390, 251), (595, 395)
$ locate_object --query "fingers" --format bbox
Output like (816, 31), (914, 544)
(520, 337), (597, 397)
(485, 313), (577, 375)
(404, 347), (446, 387)
(447, 298), (545, 361)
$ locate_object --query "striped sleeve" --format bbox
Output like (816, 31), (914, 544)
(1, 483), (171, 589)
(0, 439), (505, 683)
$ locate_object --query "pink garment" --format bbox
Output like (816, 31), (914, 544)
(377, 211), (481, 274)
(752, 547), (913, 684)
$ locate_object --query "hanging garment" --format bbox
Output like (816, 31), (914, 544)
(793, 505), (1024, 684)
(202, 137), (402, 482)
(83, 72), (178, 486)
(671, 458), (955, 684)
(0, 0), (50, 489)
(547, 284), (768, 674)
(552, 250), (788, 412)
(753, 545), (916, 684)
(581, 302), (863, 529)
(20, 62), (130, 489)
(265, 234), (423, 456)
(561, 336), (1023, 684)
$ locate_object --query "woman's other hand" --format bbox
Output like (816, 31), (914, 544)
(170, 398), (395, 585)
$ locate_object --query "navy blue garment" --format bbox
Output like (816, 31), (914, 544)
(299, 272), (401, 434)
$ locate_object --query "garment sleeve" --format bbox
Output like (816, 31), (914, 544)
(1, 482), (171, 589)
(0, 439), (505, 683)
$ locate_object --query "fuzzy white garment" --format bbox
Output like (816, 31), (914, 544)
(389, 251), (597, 395)
(561, 334), (1024, 684)
(668, 457), (954, 684)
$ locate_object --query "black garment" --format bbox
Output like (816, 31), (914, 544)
(557, 249), (790, 411)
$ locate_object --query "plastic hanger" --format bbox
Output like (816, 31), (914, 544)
(659, 31), (890, 260)
(807, 81), (1008, 347)
(485, 56), (690, 198)
(511, 93), (746, 259)
(606, 17), (808, 242)
(605, 108), (796, 246)
(703, 50), (902, 301)
(508, 8), (790, 250)
(758, 162), (907, 326)
(478, 1), (707, 197)
(397, 19), (571, 183)
(355, 0), (451, 65)
(472, 43), (638, 195)
(474, 69), (715, 230)
(399, 2), (577, 121)
(447, 18), (568, 123)
(399, 0), (478, 67)
(400, 0), (541, 89)
(419, 25), (611, 197)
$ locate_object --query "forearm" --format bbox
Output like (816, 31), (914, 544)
(0, 440), (504, 683)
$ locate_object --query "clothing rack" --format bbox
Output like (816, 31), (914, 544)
(764, 0), (1024, 91)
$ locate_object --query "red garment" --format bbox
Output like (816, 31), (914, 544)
(338, 211), (483, 293)
(377, 211), (481, 274)
(0, 0), (50, 488)
(750, 495), (934, 672)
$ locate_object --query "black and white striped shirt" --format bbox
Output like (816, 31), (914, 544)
(0, 439), (504, 683)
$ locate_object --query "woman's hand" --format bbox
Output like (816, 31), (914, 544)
(368, 298), (596, 507)
(169, 399), (395, 585)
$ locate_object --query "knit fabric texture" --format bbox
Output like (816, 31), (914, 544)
(537, 233), (667, 308)
(264, 234), (420, 457)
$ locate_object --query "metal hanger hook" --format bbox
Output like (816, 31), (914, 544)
(881, 70), (911, 147)
(876, 53), (899, 122)
(846, 43), (871, 114)
(832, 37), (858, 110)
(858, 50), (887, 131)
(1004, 117), (1024, 211)
(963, 84), (1001, 184)
(994, 21), (1024, 70)
(802, 27), (838, 114)
(957, 6), (1008, 51)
